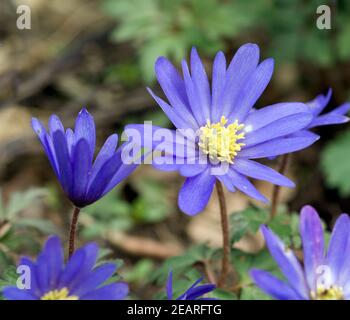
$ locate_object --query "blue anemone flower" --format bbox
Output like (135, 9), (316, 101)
(127, 43), (317, 215)
(251, 206), (350, 300)
(166, 271), (216, 300)
(31, 108), (137, 208)
(306, 89), (349, 129)
(2, 236), (128, 300)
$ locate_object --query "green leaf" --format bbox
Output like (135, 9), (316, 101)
(230, 206), (269, 244)
(240, 285), (272, 300)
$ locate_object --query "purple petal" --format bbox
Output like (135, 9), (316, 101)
(70, 263), (116, 297)
(308, 113), (349, 129)
(2, 287), (37, 300)
(218, 43), (260, 119)
(58, 243), (98, 288)
(74, 109), (96, 158)
(261, 225), (308, 298)
(155, 56), (191, 113)
(238, 134), (319, 159)
(31, 118), (59, 177)
(306, 89), (332, 116)
(331, 102), (350, 116)
(148, 88), (198, 129)
(233, 159), (295, 187)
(189, 48), (211, 123)
(52, 130), (73, 198)
(178, 169), (216, 215)
(181, 59), (207, 126)
(80, 282), (129, 300)
(231, 58), (274, 122)
(244, 102), (310, 132)
(227, 168), (268, 202)
(89, 133), (118, 184)
(42, 236), (64, 289)
(211, 51), (226, 121)
(250, 269), (304, 300)
(179, 163), (207, 177)
(299, 205), (325, 292)
(166, 271), (173, 300)
(325, 214), (350, 283)
(72, 139), (93, 206)
(243, 112), (312, 147)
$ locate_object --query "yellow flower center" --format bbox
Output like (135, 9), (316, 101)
(311, 286), (344, 300)
(41, 288), (79, 300)
(198, 116), (245, 164)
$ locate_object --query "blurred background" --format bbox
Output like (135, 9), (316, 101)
(0, 0), (349, 299)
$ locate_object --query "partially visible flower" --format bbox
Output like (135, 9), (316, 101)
(306, 89), (350, 129)
(31, 109), (137, 208)
(166, 271), (216, 300)
(127, 44), (317, 215)
(251, 205), (350, 300)
(3, 236), (128, 300)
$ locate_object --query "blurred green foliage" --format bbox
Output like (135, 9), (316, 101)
(103, 0), (350, 82)
(0, 188), (58, 272)
(321, 129), (350, 196)
(81, 179), (171, 239)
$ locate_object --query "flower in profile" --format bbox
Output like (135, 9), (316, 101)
(251, 205), (350, 300)
(127, 44), (317, 215)
(305, 89), (349, 129)
(31, 109), (137, 208)
(166, 271), (216, 300)
(3, 236), (128, 300)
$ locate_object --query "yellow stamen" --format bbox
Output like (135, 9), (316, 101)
(41, 288), (78, 300)
(311, 286), (344, 300)
(198, 116), (245, 163)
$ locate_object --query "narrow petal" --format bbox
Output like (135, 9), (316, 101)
(250, 269), (304, 300)
(2, 287), (37, 300)
(89, 133), (118, 185)
(72, 139), (93, 207)
(42, 236), (64, 289)
(190, 47), (211, 123)
(238, 135), (319, 159)
(228, 169), (268, 202)
(307, 89), (332, 116)
(166, 271), (173, 300)
(325, 214), (350, 283)
(70, 263), (116, 297)
(244, 103), (310, 133)
(181, 60), (206, 126)
(219, 43), (260, 118)
(155, 57), (191, 113)
(80, 282), (128, 300)
(74, 109), (96, 158)
(232, 58), (274, 122)
(52, 130), (73, 197)
(66, 128), (75, 157)
(261, 225), (308, 298)
(211, 51), (226, 122)
(243, 112), (312, 147)
(31, 118), (59, 176)
(179, 163), (207, 177)
(233, 159), (295, 187)
(331, 102), (350, 116)
(308, 113), (349, 128)
(299, 205), (325, 292)
(148, 88), (198, 129)
(58, 243), (98, 288)
(185, 284), (216, 300)
(178, 169), (216, 216)
(48, 114), (65, 135)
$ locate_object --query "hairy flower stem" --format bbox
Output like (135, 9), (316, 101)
(68, 206), (81, 258)
(270, 154), (290, 219)
(216, 181), (231, 288)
